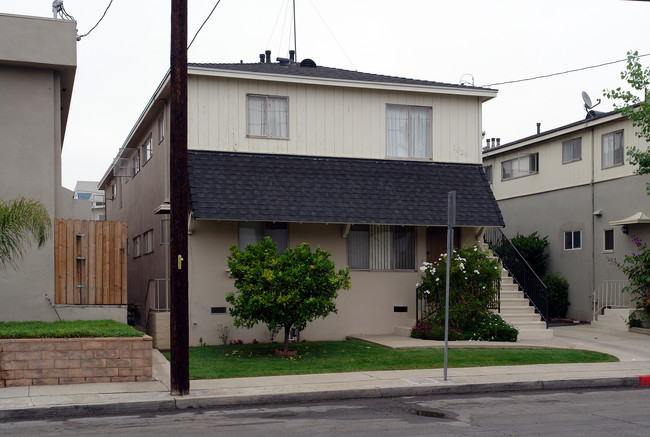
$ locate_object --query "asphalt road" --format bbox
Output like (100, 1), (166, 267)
(2, 387), (648, 436)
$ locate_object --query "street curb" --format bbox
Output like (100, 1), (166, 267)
(0, 376), (643, 420)
(1, 376), (644, 421)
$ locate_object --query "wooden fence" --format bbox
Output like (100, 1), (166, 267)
(54, 219), (127, 305)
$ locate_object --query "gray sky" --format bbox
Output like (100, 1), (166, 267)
(3, 0), (649, 189)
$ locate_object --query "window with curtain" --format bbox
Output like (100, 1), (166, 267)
(238, 222), (288, 252)
(562, 137), (581, 163)
(386, 105), (431, 158)
(347, 225), (415, 270)
(602, 130), (624, 168)
(501, 153), (538, 180)
(247, 95), (288, 138)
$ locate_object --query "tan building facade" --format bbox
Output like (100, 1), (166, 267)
(101, 59), (502, 346)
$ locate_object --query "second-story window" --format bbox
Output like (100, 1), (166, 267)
(562, 137), (582, 163)
(386, 105), (431, 158)
(247, 95), (288, 138)
(602, 130), (624, 168)
(143, 135), (153, 163)
(133, 149), (140, 175)
(501, 153), (538, 180)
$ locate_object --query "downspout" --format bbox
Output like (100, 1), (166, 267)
(342, 223), (351, 238)
(590, 126), (596, 311)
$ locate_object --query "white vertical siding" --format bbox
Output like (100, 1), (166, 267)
(187, 76), (484, 164)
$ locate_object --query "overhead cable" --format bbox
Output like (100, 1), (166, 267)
(77, 0), (114, 40)
(188, 0), (223, 50)
(482, 53), (650, 87)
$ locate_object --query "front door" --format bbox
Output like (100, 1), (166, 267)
(426, 227), (460, 264)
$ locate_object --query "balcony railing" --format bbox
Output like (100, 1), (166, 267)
(592, 279), (632, 321)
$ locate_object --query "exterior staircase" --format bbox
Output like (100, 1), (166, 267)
(592, 308), (634, 331)
(495, 269), (553, 340)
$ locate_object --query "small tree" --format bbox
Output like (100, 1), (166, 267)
(510, 232), (549, 277)
(542, 272), (570, 319)
(0, 197), (52, 271)
(226, 237), (351, 353)
(604, 50), (650, 194)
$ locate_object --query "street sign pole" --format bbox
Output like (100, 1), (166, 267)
(444, 190), (456, 381)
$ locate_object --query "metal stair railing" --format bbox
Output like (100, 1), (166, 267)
(483, 227), (549, 327)
(592, 280), (631, 321)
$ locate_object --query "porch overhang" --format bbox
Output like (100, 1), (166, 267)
(187, 151), (504, 228)
(609, 212), (650, 226)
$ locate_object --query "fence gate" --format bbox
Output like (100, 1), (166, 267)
(54, 219), (127, 305)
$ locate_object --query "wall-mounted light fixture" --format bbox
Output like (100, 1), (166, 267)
(621, 224), (629, 235)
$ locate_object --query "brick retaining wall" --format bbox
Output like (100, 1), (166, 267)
(0, 336), (152, 387)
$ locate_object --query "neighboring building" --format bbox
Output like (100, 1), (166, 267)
(73, 181), (106, 220)
(482, 110), (650, 322)
(0, 13), (122, 322)
(99, 55), (503, 345)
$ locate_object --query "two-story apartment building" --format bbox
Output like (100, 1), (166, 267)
(483, 110), (650, 322)
(100, 55), (503, 345)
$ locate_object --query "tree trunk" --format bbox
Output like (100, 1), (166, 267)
(283, 325), (290, 352)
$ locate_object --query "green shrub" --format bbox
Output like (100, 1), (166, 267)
(464, 313), (519, 342)
(416, 244), (501, 332)
(410, 316), (463, 341)
(511, 232), (550, 277)
(226, 237), (350, 353)
(542, 272), (570, 318)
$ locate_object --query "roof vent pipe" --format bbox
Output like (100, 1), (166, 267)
(259, 53), (265, 63)
(289, 50), (295, 63)
(265, 50), (271, 63)
(486, 139), (490, 149)
(496, 138), (501, 147)
(491, 138), (496, 148)
(536, 122), (541, 134)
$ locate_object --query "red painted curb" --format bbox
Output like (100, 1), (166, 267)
(639, 375), (650, 387)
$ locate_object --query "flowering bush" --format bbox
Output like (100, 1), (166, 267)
(410, 316), (463, 341)
(464, 313), (518, 342)
(613, 235), (650, 322)
(416, 244), (501, 331)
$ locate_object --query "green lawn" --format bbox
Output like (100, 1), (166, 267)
(0, 320), (143, 338)
(163, 339), (618, 380)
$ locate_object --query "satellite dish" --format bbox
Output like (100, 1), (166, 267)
(582, 91), (601, 112)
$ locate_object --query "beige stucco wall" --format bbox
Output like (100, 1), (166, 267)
(0, 14), (93, 322)
(185, 220), (483, 346)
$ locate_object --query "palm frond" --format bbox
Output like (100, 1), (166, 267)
(0, 197), (52, 270)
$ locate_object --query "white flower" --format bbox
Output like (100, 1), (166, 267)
(474, 269), (480, 274)
(459, 263), (465, 270)
(420, 266), (427, 272)
(436, 278), (440, 282)
(432, 268), (436, 274)
(473, 247), (478, 252)
(424, 290), (431, 295)
(416, 282), (420, 287)
(494, 266), (498, 270)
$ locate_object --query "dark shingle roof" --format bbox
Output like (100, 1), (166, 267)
(189, 62), (494, 93)
(187, 151), (503, 227)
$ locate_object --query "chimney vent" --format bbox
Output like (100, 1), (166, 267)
(289, 50), (295, 63)
(496, 138), (501, 147)
(265, 50), (271, 64)
(259, 53), (265, 63)
(536, 122), (541, 134)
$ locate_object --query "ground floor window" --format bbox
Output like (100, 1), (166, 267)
(564, 230), (582, 250)
(347, 224), (415, 270)
(239, 222), (287, 252)
(603, 229), (614, 252)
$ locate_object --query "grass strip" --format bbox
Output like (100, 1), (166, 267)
(163, 339), (618, 380)
(0, 320), (143, 338)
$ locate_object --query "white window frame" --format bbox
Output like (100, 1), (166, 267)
(246, 95), (289, 139)
(158, 114), (165, 144)
(562, 137), (582, 164)
(347, 225), (416, 271)
(133, 235), (141, 258)
(564, 230), (582, 251)
(602, 130), (624, 169)
(143, 135), (153, 164)
(501, 153), (538, 181)
(386, 104), (432, 159)
(603, 229), (615, 253)
(143, 229), (154, 255)
(483, 165), (493, 184)
(133, 149), (140, 175)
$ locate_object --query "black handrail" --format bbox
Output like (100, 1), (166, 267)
(483, 227), (549, 326)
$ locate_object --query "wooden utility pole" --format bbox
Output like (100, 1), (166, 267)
(170, 0), (189, 396)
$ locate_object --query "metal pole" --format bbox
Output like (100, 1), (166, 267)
(444, 191), (456, 381)
(170, 0), (189, 396)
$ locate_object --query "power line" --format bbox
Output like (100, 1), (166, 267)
(77, 0), (114, 40)
(188, 0), (223, 50)
(482, 53), (650, 87)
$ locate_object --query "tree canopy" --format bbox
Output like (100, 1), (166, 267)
(0, 197), (52, 271)
(226, 237), (350, 353)
(604, 50), (650, 194)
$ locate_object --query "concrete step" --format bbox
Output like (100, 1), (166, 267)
(592, 308), (633, 332)
(500, 283), (520, 292)
(517, 328), (554, 340)
(500, 290), (524, 299)
(497, 306), (536, 315)
(500, 298), (532, 308)
(499, 314), (544, 323)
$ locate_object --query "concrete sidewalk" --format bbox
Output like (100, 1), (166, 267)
(1, 325), (649, 420)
